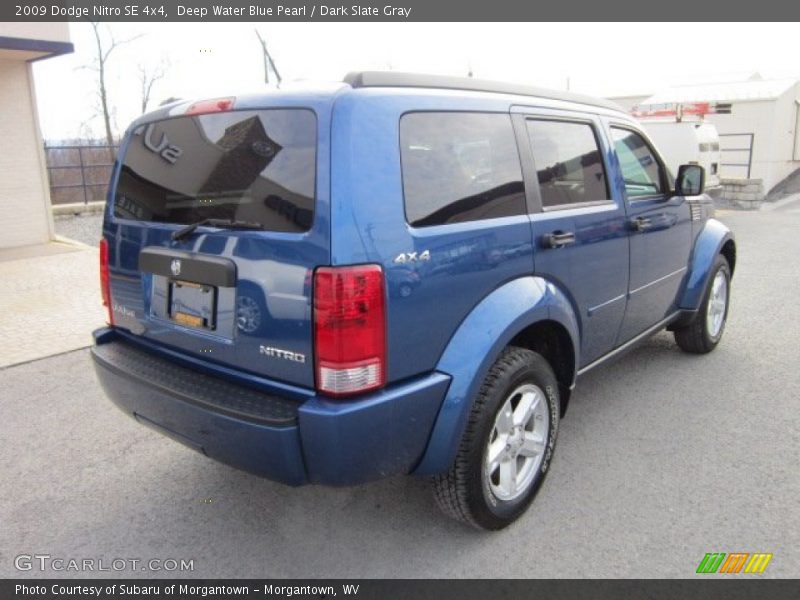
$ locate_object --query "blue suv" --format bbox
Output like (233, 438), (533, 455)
(92, 72), (736, 529)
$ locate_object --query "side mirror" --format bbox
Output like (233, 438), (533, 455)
(676, 164), (705, 196)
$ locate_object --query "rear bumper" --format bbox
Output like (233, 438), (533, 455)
(91, 328), (450, 486)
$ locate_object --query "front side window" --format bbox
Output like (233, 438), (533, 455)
(526, 119), (609, 209)
(400, 112), (525, 227)
(611, 127), (664, 199)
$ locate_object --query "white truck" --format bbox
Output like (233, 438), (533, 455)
(639, 120), (722, 196)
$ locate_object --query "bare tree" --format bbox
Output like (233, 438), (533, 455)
(138, 60), (168, 114)
(83, 23), (142, 146)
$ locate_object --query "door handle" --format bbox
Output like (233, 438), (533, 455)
(542, 231), (576, 249)
(630, 217), (652, 232)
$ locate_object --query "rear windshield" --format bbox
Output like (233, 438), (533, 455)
(114, 108), (316, 233)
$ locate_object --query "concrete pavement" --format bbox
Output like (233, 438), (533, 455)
(0, 208), (798, 578)
(0, 241), (105, 367)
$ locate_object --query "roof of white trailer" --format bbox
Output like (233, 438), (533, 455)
(640, 78), (798, 105)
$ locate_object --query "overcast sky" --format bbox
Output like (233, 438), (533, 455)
(31, 22), (800, 141)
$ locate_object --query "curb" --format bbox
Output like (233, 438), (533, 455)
(52, 201), (105, 216)
(52, 234), (95, 250)
(0, 344), (93, 371)
(760, 193), (800, 212)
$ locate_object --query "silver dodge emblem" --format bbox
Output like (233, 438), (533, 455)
(170, 259), (181, 277)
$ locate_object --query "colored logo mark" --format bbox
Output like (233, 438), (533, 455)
(696, 552), (773, 574)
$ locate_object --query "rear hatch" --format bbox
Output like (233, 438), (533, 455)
(103, 100), (329, 389)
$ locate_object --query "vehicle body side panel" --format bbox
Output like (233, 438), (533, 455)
(514, 106), (630, 367)
(330, 89), (535, 384)
(600, 118), (694, 343)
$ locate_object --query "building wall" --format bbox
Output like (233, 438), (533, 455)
(697, 87), (800, 193)
(0, 59), (53, 248)
(0, 22), (71, 249)
(703, 100), (777, 185)
(794, 95), (800, 162)
(767, 82), (800, 190)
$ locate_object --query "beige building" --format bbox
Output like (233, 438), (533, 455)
(0, 24), (72, 249)
(611, 76), (800, 196)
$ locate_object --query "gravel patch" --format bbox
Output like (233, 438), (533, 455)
(54, 213), (104, 247)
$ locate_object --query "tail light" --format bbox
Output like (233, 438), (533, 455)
(314, 265), (386, 397)
(99, 238), (114, 326)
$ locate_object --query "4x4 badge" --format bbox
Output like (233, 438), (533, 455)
(393, 250), (430, 264)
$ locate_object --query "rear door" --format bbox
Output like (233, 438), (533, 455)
(514, 108), (629, 367)
(606, 124), (693, 342)
(104, 105), (327, 388)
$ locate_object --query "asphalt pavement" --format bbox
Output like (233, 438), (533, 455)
(1, 204), (798, 578)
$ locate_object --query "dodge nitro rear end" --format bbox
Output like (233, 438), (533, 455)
(93, 82), (450, 489)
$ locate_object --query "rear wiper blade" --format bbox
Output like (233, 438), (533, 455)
(171, 218), (264, 241)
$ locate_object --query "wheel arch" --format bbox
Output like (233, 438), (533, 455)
(720, 238), (737, 274)
(679, 218), (736, 311)
(413, 276), (580, 477)
(509, 319), (576, 417)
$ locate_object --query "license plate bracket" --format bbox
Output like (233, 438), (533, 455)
(169, 280), (217, 330)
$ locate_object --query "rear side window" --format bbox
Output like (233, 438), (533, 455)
(400, 112), (525, 227)
(526, 119), (609, 209)
(114, 109), (316, 232)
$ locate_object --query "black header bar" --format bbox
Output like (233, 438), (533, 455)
(2, 0), (795, 21)
(5, 579), (800, 600)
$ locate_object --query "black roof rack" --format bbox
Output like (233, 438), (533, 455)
(343, 71), (623, 113)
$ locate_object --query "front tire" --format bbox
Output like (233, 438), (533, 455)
(433, 347), (560, 530)
(674, 255), (731, 354)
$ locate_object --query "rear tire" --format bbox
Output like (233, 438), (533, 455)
(433, 346), (560, 530)
(674, 254), (731, 354)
